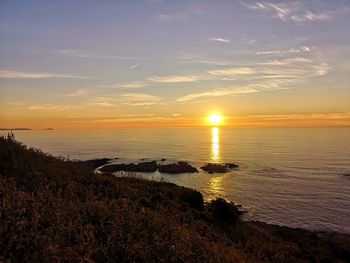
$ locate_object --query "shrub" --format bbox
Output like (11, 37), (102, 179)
(179, 189), (204, 210)
(209, 198), (242, 225)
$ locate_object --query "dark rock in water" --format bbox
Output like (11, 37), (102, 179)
(158, 161), (198, 174)
(343, 173), (350, 178)
(137, 161), (158, 172)
(75, 158), (113, 169)
(201, 163), (239, 174)
(225, 163), (239, 169)
(100, 161), (158, 173)
(161, 158), (166, 162)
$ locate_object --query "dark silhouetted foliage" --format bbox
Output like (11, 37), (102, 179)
(209, 198), (243, 225)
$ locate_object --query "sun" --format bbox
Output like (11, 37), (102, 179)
(208, 114), (223, 126)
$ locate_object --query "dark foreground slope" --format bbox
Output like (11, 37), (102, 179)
(0, 135), (349, 263)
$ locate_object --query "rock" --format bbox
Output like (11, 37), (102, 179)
(161, 158), (166, 162)
(158, 161), (198, 174)
(201, 163), (239, 174)
(225, 163), (239, 169)
(75, 158), (113, 169)
(100, 161), (158, 173)
(137, 161), (158, 172)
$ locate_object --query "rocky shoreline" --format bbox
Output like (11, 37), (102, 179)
(78, 158), (239, 174)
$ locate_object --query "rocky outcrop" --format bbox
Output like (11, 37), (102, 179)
(201, 163), (239, 174)
(75, 158), (113, 169)
(100, 161), (158, 173)
(158, 161), (198, 174)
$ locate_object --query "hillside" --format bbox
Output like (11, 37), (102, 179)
(0, 134), (349, 262)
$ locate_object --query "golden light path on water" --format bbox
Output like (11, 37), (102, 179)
(211, 127), (220, 163)
(209, 127), (224, 197)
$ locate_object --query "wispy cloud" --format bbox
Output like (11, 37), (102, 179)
(91, 93), (162, 107)
(92, 101), (116, 107)
(148, 75), (203, 83)
(259, 57), (312, 66)
(256, 46), (311, 55)
(29, 104), (70, 111)
(66, 89), (87, 97)
(56, 50), (154, 60)
(177, 86), (259, 102)
(0, 70), (88, 79)
(209, 37), (231, 43)
(119, 81), (148, 89)
(158, 7), (204, 21)
(128, 62), (141, 70)
(6, 101), (24, 106)
(120, 93), (162, 106)
(208, 67), (256, 76)
(239, 1), (333, 22)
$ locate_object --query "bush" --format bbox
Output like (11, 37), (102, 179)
(209, 198), (242, 225)
(179, 189), (204, 210)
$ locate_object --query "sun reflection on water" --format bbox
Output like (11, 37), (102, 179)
(211, 127), (220, 163)
(209, 176), (224, 196)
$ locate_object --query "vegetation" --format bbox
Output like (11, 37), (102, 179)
(1, 134), (349, 262)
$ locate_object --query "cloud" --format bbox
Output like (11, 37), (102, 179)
(91, 93), (162, 107)
(120, 93), (162, 106)
(128, 62), (141, 70)
(29, 104), (70, 111)
(208, 67), (256, 76)
(239, 1), (332, 22)
(92, 101), (116, 107)
(90, 96), (118, 107)
(256, 46), (311, 55)
(177, 86), (259, 102)
(0, 70), (88, 79)
(259, 57), (312, 66)
(6, 102), (24, 106)
(148, 75), (203, 83)
(66, 89), (87, 97)
(56, 50), (153, 60)
(158, 8), (203, 21)
(209, 37), (231, 43)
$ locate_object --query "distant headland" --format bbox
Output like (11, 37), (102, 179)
(0, 128), (32, 130)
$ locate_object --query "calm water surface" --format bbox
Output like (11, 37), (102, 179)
(11, 127), (350, 233)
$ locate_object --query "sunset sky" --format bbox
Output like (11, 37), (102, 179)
(0, 0), (349, 129)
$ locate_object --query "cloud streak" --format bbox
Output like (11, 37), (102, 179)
(66, 89), (87, 97)
(208, 67), (256, 76)
(128, 62), (141, 70)
(0, 70), (88, 79)
(209, 37), (231, 43)
(256, 46), (311, 55)
(148, 75), (203, 83)
(239, 1), (333, 22)
(29, 104), (70, 111)
(177, 86), (259, 102)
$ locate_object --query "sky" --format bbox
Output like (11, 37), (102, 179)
(0, 0), (350, 129)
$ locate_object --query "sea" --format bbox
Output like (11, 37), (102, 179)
(9, 127), (350, 233)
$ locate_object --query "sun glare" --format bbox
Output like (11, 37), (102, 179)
(208, 114), (223, 126)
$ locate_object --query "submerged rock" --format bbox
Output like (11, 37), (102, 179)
(158, 161), (198, 174)
(100, 161), (158, 173)
(201, 163), (239, 174)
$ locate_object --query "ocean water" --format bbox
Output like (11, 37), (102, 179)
(10, 127), (350, 233)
